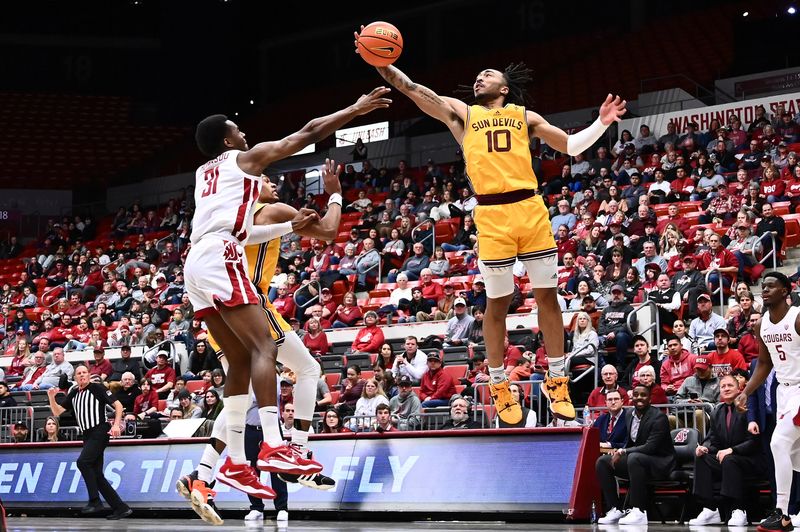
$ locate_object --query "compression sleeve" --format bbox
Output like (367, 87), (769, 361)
(247, 221), (293, 245)
(566, 118), (608, 156)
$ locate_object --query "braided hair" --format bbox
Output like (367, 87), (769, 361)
(456, 62), (534, 106)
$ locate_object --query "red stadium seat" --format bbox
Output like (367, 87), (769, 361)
(185, 381), (205, 394)
(442, 364), (468, 381)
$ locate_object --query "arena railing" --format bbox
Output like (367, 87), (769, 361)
(340, 411), (450, 432)
(354, 249), (382, 286)
(411, 218), (435, 252)
(140, 339), (188, 374)
(586, 402), (713, 435)
(632, 300), (660, 351)
(564, 343), (600, 389)
(703, 266), (728, 314)
(0, 406), (34, 443)
(752, 231), (778, 271)
(293, 280), (321, 310)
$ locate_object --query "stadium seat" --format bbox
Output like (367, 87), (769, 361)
(185, 381), (205, 394)
(442, 364), (468, 381)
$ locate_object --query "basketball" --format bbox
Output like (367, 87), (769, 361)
(357, 21), (403, 67)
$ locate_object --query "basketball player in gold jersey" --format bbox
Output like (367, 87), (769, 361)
(179, 161), (343, 524)
(356, 34), (626, 422)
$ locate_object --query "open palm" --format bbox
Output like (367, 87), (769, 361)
(598, 94), (627, 126)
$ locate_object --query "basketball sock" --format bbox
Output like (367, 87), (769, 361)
(224, 394), (248, 465)
(489, 365), (506, 384)
(292, 428), (309, 450)
(259, 406), (283, 447)
(197, 444), (220, 483)
(547, 357), (566, 378)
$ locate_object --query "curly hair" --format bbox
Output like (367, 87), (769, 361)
(456, 62), (534, 106)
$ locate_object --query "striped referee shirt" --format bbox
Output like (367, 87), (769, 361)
(59, 383), (116, 432)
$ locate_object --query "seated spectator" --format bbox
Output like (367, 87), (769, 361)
(495, 383), (537, 428)
(271, 284), (296, 322)
(633, 365), (668, 405)
(391, 336), (428, 385)
(303, 304), (332, 330)
(596, 385), (676, 525)
(302, 318), (329, 356)
(377, 273), (412, 324)
(113, 372), (141, 414)
(11, 420), (29, 443)
(86, 346), (113, 383)
(707, 328), (747, 378)
(419, 352), (457, 408)
(442, 298), (474, 348)
(15, 351), (48, 390)
(675, 355), (720, 431)
(183, 340), (219, 381)
(0, 381), (16, 407)
(389, 375), (421, 431)
(201, 389), (223, 420)
(587, 365), (630, 408)
(314, 366), (332, 412)
(146, 350), (177, 399)
(371, 403), (396, 433)
(109, 345), (143, 383)
(178, 390), (203, 419)
(349, 311), (384, 355)
(331, 291), (363, 329)
(129, 378), (160, 420)
(568, 311), (599, 365)
(387, 242), (430, 283)
(351, 378), (389, 431)
(417, 282), (457, 322)
(660, 335), (695, 396)
(464, 278), (487, 308)
(593, 389), (628, 449)
(690, 293), (727, 351)
(39, 415), (63, 442)
(507, 352), (534, 383)
(440, 395), (480, 430)
(622, 335), (659, 389)
(335, 365), (366, 416)
(22, 347), (73, 391)
(598, 285), (636, 372)
(736, 312), (761, 363)
(320, 407), (351, 434)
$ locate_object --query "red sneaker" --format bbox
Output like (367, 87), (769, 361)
(215, 457), (276, 499)
(256, 442), (323, 475)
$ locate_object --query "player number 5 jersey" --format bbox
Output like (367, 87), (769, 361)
(761, 306), (800, 384)
(190, 149), (261, 246)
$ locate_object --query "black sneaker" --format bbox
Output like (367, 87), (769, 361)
(106, 507), (133, 520)
(277, 472), (336, 491)
(175, 470), (198, 500)
(759, 508), (794, 532)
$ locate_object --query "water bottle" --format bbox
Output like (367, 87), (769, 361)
(590, 499), (597, 523)
(583, 405), (591, 426)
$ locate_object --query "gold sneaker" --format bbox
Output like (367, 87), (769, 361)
(489, 380), (523, 425)
(543, 375), (575, 420)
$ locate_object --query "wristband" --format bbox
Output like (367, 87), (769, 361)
(328, 193), (343, 206)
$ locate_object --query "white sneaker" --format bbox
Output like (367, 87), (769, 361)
(727, 509), (748, 526)
(276, 509), (289, 522)
(792, 514), (800, 527)
(688, 507), (722, 525)
(618, 507), (648, 525)
(597, 507), (625, 524)
(244, 509), (263, 522)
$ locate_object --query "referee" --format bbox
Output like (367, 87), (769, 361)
(47, 364), (132, 520)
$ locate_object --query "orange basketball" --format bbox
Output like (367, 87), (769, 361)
(357, 21), (403, 67)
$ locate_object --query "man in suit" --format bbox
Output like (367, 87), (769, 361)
(593, 389), (628, 449)
(596, 384), (676, 525)
(689, 375), (766, 526)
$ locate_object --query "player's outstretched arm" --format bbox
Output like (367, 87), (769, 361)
(239, 88), (391, 173)
(248, 209), (319, 245)
(254, 159), (343, 241)
(375, 65), (466, 129)
(528, 93), (627, 155)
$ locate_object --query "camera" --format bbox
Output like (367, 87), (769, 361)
(689, 392), (699, 400)
(124, 420), (137, 437)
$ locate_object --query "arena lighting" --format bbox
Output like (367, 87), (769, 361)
(742, 11), (749, 16)
(249, 99), (254, 105)
(789, 6), (797, 14)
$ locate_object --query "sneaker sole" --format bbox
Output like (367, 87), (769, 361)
(256, 459), (323, 475)
(175, 478), (192, 500)
(192, 501), (224, 526)
(214, 473), (276, 500)
(298, 477), (335, 491)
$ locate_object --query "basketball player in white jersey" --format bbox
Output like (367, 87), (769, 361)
(185, 87), (391, 496)
(736, 271), (800, 532)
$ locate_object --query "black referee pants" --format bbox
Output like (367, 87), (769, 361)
(78, 424), (126, 511)
(245, 424), (287, 512)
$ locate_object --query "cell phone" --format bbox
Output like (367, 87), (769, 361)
(689, 392), (699, 400)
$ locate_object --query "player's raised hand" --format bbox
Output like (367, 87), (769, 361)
(291, 208), (320, 231)
(352, 87), (392, 116)
(321, 158), (343, 196)
(598, 94), (627, 126)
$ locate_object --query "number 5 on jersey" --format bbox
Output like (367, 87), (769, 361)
(202, 167), (220, 197)
(777, 344), (787, 361)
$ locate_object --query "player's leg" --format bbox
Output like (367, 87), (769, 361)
(765, 390), (800, 529)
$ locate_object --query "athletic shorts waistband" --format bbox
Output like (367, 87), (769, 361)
(474, 189), (537, 206)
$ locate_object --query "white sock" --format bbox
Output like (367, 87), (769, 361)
(547, 356), (565, 377)
(258, 406), (283, 447)
(292, 428), (309, 449)
(224, 394), (249, 464)
(488, 365), (506, 384)
(197, 444), (220, 483)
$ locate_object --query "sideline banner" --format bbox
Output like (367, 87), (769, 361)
(0, 429), (598, 516)
(619, 91), (800, 137)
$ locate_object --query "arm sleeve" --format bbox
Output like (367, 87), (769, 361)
(246, 222), (293, 245)
(566, 118), (608, 156)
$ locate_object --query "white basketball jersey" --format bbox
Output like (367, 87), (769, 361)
(190, 149), (261, 245)
(761, 305), (800, 385)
